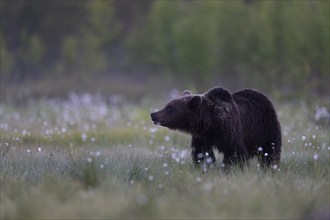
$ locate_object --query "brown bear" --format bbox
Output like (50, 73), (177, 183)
(151, 87), (281, 169)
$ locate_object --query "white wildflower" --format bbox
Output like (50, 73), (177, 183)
(164, 136), (171, 142)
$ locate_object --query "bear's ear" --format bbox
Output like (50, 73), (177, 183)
(181, 90), (191, 96)
(206, 87), (232, 102)
(188, 96), (202, 110)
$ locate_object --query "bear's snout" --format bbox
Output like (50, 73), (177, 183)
(150, 112), (156, 121)
(150, 112), (161, 125)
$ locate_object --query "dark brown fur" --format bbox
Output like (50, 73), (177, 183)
(151, 87), (281, 169)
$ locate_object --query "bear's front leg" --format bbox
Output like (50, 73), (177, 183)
(191, 137), (216, 168)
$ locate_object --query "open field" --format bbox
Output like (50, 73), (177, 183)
(1, 93), (329, 219)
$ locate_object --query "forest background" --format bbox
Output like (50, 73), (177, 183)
(1, 0), (329, 101)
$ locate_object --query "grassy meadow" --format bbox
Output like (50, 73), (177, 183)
(0, 92), (329, 219)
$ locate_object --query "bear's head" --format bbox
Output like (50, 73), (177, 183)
(150, 90), (203, 133)
(150, 87), (234, 135)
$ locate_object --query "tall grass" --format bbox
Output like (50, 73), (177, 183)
(1, 94), (329, 219)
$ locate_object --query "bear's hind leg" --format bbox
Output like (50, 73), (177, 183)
(257, 143), (281, 170)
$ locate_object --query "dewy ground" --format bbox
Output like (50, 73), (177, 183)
(1, 93), (329, 219)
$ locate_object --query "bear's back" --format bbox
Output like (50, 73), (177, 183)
(232, 89), (273, 108)
(232, 89), (278, 126)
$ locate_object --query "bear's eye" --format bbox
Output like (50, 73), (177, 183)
(165, 106), (174, 112)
